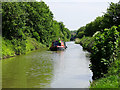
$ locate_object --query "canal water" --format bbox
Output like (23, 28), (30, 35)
(2, 42), (92, 88)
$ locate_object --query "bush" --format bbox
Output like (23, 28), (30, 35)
(90, 26), (119, 80)
(77, 31), (85, 38)
(77, 36), (95, 52)
(2, 38), (15, 58)
(90, 57), (120, 88)
(2, 37), (46, 59)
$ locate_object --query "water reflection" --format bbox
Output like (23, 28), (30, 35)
(2, 42), (92, 88)
(2, 50), (54, 88)
(50, 42), (92, 88)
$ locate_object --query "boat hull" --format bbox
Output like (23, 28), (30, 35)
(50, 40), (67, 51)
(50, 46), (65, 51)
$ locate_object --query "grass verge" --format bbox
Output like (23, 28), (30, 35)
(1, 37), (46, 59)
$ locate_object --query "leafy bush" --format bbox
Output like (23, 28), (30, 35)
(77, 36), (95, 52)
(2, 38), (15, 58)
(2, 2), (71, 59)
(2, 2), (71, 46)
(90, 56), (120, 88)
(90, 26), (119, 80)
(2, 37), (46, 59)
(76, 1), (120, 38)
(77, 31), (85, 38)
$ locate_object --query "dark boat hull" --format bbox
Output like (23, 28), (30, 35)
(50, 40), (67, 51)
(50, 46), (65, 51)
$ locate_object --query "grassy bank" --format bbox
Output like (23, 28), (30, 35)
(76, 36), (120, 88)
(75, 37), (94, 52)
(1, 37), (46, 59)
(90, 51), (120, 88)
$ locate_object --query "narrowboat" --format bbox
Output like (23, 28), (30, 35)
(50, 40), (67, 51)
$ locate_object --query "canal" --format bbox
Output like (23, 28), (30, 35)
(2, 42), (92, 88)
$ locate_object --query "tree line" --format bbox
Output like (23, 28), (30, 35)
(1, 1), (71, 58)
(76, 1), (120, 81)
(76, 2), (120, 38)
(2, 1), (71, 46)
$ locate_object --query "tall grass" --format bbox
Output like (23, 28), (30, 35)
(1, 37), (46, 59)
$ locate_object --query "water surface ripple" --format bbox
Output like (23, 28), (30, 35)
(2, 42), (92, 88)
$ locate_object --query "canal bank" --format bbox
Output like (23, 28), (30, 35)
(75, 37), (120, 88)
(1, 37), (46, 59)
(2, 42), (92, 88)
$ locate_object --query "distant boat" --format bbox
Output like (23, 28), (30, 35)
(50, 40), (67, 51)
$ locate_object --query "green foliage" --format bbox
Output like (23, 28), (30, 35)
(11, 39), (27, 55)
(33, 32), (40, 42)
(2, 37), (46, 59)
(2, 38), (15, 58)
(90, 75), (118, 88)
(76, 36), (95, 52)
(76, 1), (120, 38)
(79, 30), (120, 87)
(2, 2), (27, 40)
(77, 31), (85, 38)
(107, 60), (120, 76)
(90, 54), (120, 88)
(75, 1), (120, 87)
(2, 1), (71, 58)
(90, 26), (119, 80)
(75, 38), (81, 44)
(104, 2), (120, 27)
(2, 2), (71, 46)
(70, 30), (76, 41)
(25, 37), (46, 52)
(58, 22), (71, 41)
(0, 35), (2, 59)
(76, 26), (85, 38)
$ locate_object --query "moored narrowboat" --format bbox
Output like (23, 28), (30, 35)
(50, 40), (67, 51)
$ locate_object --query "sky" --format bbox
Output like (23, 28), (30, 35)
(37, 0), (120, 30)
